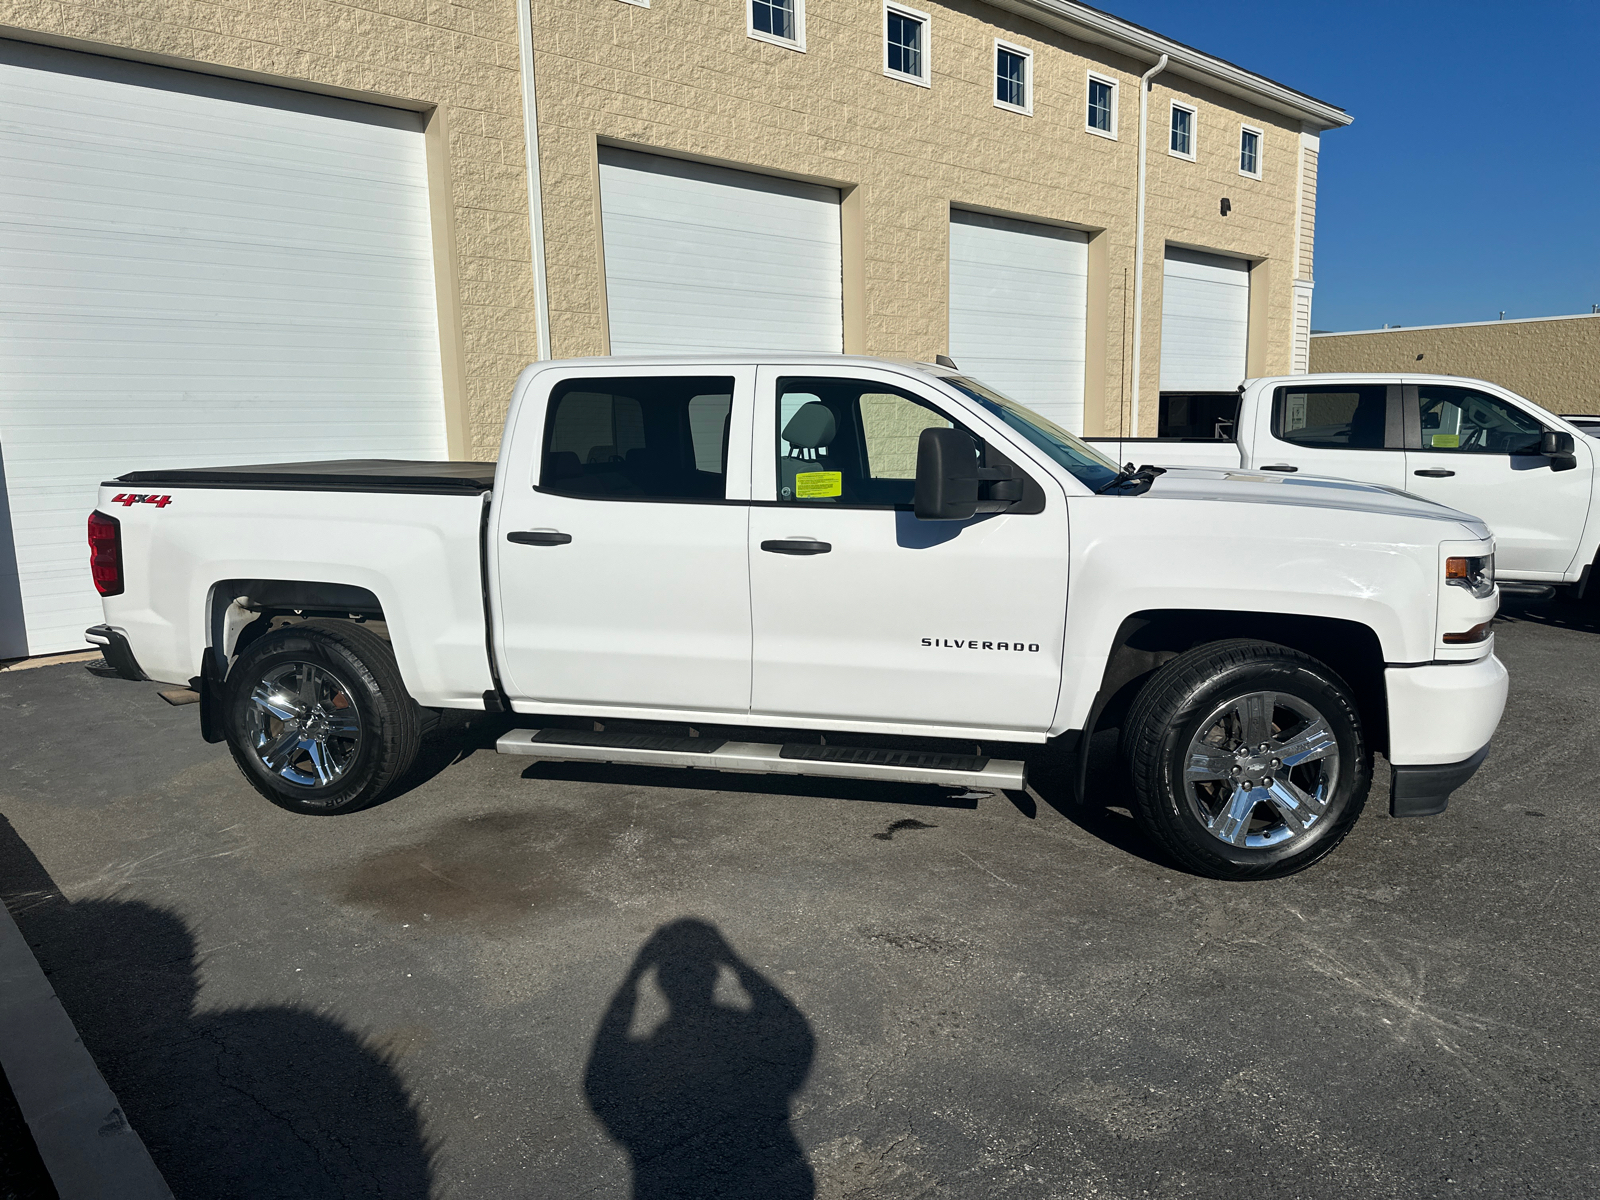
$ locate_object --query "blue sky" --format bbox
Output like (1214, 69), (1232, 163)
(1103, 0), (1600, 332)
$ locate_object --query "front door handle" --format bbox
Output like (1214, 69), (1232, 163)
(508, 530), (572, 546)
(1413, 468), (1456, 478)
(761, 538), (832, 555)
(1259, 464), (1299, 473)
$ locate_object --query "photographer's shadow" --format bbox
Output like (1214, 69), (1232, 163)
(584, 918), (815, 1199)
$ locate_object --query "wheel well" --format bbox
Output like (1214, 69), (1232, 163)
(1088, 610), (1389, 755)
(207, 579), (387, 667)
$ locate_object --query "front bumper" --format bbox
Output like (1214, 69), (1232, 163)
(1384, 654), (1507, 817)
(1391, 743), (1491, 818)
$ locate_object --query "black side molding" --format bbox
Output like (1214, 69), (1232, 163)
(1389, 742), (1491, 818)
(84, 625), (146, 682)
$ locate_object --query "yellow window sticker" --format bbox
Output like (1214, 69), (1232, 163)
(1431, 433), (1460, 448)
(794, 471), (842, 499)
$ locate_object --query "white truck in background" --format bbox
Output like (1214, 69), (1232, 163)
(87, 356), (1506, 880)
(1090, 373), (1595, 593)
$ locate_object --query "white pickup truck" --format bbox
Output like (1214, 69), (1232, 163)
(86, 356), (1507, 880)
(1091, 373), (1594, 591)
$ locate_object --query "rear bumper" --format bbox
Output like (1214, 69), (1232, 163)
(1390, 743), (1491, 818)
(84, 624), (147, 682)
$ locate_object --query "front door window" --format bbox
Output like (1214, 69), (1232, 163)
(774, 378), (966, 506)
(1415, 386), (1543, 455)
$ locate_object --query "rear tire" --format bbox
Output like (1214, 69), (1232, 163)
(222, 619), (421, 815)
(1122, 639), (1370, 880)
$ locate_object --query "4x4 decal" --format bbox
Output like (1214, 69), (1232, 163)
(112, 493), (173, 508)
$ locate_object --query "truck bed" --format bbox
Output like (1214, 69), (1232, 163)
(112, 459), (498, 495)
(1085, 439), (1244, 469)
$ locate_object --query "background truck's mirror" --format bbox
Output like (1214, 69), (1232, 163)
(915, 427), (980, 520)
(1541, 430), (1577, 471)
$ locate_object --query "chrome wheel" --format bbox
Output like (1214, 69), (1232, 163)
(1183, 690), (1339, 850)
(244, 661), (362, 789)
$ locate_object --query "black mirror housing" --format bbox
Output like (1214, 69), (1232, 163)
(1541, 430), (1575, 456)
(914, 427), (980, 520)
(1542, 430), (1578, 471)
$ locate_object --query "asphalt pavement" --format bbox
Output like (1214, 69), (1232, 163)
(1, 599), (1596, 1199)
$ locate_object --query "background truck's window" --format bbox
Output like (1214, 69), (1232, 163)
(541, 376), (734, 500)
(775, 378), (963, 506)
(1416, 385), (1543, 455)
(1159, 393), (1240, 440)
(1275, 385), (1389, 449)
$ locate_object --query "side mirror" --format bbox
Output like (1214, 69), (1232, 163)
(914, 427), (980, 520)
(1542, 430), (1578, 471)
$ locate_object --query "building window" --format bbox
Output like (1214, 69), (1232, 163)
(1086, 72), (1117, 138)
(994, 40), (1031, 114)
(749, 0), (804, 49)
(1239, 124), (1262, 178)
(1170, 102), (1196, 160)
(884, 2), (930, 86)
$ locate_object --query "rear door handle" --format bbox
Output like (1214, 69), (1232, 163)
(761, 538), (832, 555)
(508, 530), (572, 546)
(1259, 464), (1299, 473)
(1413, 468), (1456, 478)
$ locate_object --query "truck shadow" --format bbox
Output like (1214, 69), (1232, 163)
(584, 917), (815, 1199)
(517, 760), (982, 810)
(0, 815), (434, 1199)
(380, 712), (518, 805)
(1493, 592), (1600, 634)
(1025, 729), (1181, 872)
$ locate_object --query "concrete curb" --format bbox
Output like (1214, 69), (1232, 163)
(0, 898), (172, 1200)
(0, 651), (103, 673)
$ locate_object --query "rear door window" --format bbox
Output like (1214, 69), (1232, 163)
(1275, 385), (1392, 449)
(541, 376), (734, 500)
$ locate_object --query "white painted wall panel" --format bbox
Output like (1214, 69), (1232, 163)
(599, 147), (843, 355)
(948, 210), (1089, 432)
(0, 44), (447, 657)
(1159, 247), (1251, 392)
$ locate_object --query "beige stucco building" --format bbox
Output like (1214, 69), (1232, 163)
(1311, 313), (1600, 416)
(0, 0), (1347, 655)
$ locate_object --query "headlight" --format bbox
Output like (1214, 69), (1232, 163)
(1446, 553), (1495, 600)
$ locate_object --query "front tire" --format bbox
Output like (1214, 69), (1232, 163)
(1122, 639), (1370, 880)
(222, 619), (421, 815)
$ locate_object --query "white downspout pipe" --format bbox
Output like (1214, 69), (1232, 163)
(516, 0), (553, 360)
(1129, 52), (1168, 438)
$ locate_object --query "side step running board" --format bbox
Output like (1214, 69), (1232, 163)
(496, 728), (1025, 790)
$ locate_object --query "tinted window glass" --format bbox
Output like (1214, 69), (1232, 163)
(542, 376), (733, 500)
(1277, 385), (1388, 449)
(776, 378), (961, 507)
(943, 376), (1120, 491)
(1417, 386), (1543, 455)
(1159, 393), (1239, 440)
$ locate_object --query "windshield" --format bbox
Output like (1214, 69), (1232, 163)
(942, 376), (1121, 491)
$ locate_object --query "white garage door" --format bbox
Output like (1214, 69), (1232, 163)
(0, 43), (447, 658)
(598, 147), (843, 355)
(1159, 247), (1251, 392)
(948, 210), (1089, 432)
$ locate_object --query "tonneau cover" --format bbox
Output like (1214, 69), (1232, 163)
(111, 459), (498, 495)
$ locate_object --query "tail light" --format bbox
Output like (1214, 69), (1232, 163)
(87, 511), (123, 597)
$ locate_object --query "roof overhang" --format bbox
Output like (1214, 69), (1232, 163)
(985, 0), (1353, 131)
